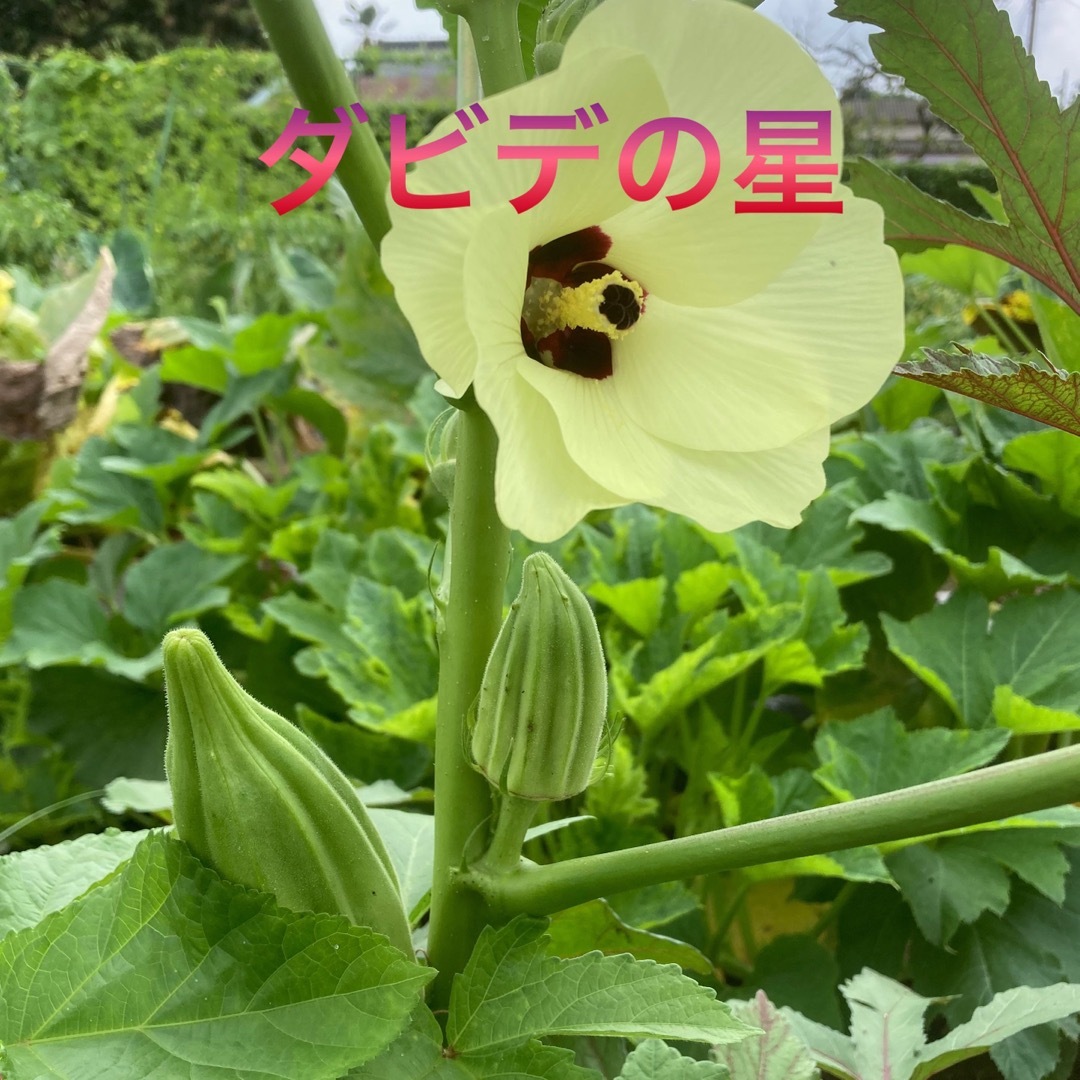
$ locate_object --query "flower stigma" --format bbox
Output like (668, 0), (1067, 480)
(519, 227), (646, 381)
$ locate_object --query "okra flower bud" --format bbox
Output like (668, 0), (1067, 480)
(471, 553), (607, 801)
(163, 628), (412, 955)
(534, 0), (605, 74)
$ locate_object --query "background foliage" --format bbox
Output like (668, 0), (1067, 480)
(0, 0), (268, 58)
(0, 48), (448, 311)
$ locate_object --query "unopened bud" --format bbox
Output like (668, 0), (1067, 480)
(534, 0), (605, 74)
(471, 553), (607, 800)
(425, 407), (459, 502)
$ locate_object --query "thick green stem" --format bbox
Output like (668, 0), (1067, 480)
(426, 399), (510, 1010)
(470, 743), (1080, 916)
(249, 0), (392, 247)
(445, 0), (527, 93)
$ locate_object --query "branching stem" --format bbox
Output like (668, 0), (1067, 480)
(468, 743), (1080, 916)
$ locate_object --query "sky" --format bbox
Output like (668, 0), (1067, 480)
(313, 0), (1079, 101)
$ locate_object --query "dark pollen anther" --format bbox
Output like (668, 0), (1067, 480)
(599, 284), (641, 331)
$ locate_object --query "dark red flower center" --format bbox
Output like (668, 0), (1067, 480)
(520, 226), (646, 381)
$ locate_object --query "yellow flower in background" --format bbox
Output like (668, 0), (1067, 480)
(383, 0), (904, 542)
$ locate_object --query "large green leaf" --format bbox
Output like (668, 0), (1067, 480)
(26, 666), (167, 786)
(889, 829), (1076, 947)
(737, 484), (892, 588)
(888, 840), (1012, 948)
(0, 501), (60, 640)
(1002, 429), (1080, 516)
(0, 833), (432, 1080)
(0, 579), (160, 680)
(882, 588), (1080, 730)
(913, 985), (1080, 1080)
(121, 541), (244, 638)
(350, 1007), (596, 1080)
(447, 918), (756, 1054)
(851, 488), (1065, 596)
(832, 0), (1080, 314)
(813, 708), (1008, 799)
(616, 606), (802, 734)
(0, 829), (146, 938)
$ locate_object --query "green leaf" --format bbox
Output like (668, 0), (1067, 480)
(0, 579), (160, 680)
(738, 483), (892, 588)
(547, 899), (712, 975)
(901, 245), (1009, 299)
(200, 364), (295, 443)
(882, 588), (1080, 730)
(620, 606), (802, 734)
(121, 541), (244, 638)
(296, 706), (431, 789)
(776, 1009), (857, 1080)
(26, 666), (166, 787)
(733, 936), (843, 1030)
(844, 969), (937, 1080)
(911, 905), (1068, 1079)
(303, 528), (368, 608)
(109, 227), (154, 314)
(831, 0), (1080, 313)
(1003, 429), (1080, 517)
(192, 468), (300, 522)
(914, 985), (1080, 1080)
(619, 1040), (729, 1079)
(716, 993), (819, 1080)
(894, 352), (1080, 440)
(851, 489), (1062, 596)
(992, 685), (1080, 734)
(350, 1007), (596, 1080)
(584, 736), (659, 825)
(0, 501), (60, 639)
(295, 577), (439, 736)
(813, 708), (1008, 799)
(447, 918), (756, 1054)
(366, 808), (435, 922)
(51, 436), (164, 533)
(0, 829), (146, 937)
(784, 966), (1080, 1080)
(887, 840), (1012, 947)
(306, 230), (429, 419)
(100, 777), (172, 816)
(270, 241), (337, 311)
(589, 576), (667, 638)
(0, 833), (432, 1080)
(160, 345), (229, 393)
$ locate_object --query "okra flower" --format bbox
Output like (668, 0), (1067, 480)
(383, 0), (904, 542)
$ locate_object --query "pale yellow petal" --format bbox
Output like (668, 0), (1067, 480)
(611, 195), (903, 451)
(571, 0), (843, 306)
(478, 353), (629, 542)
(518, 358), (830, 529)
